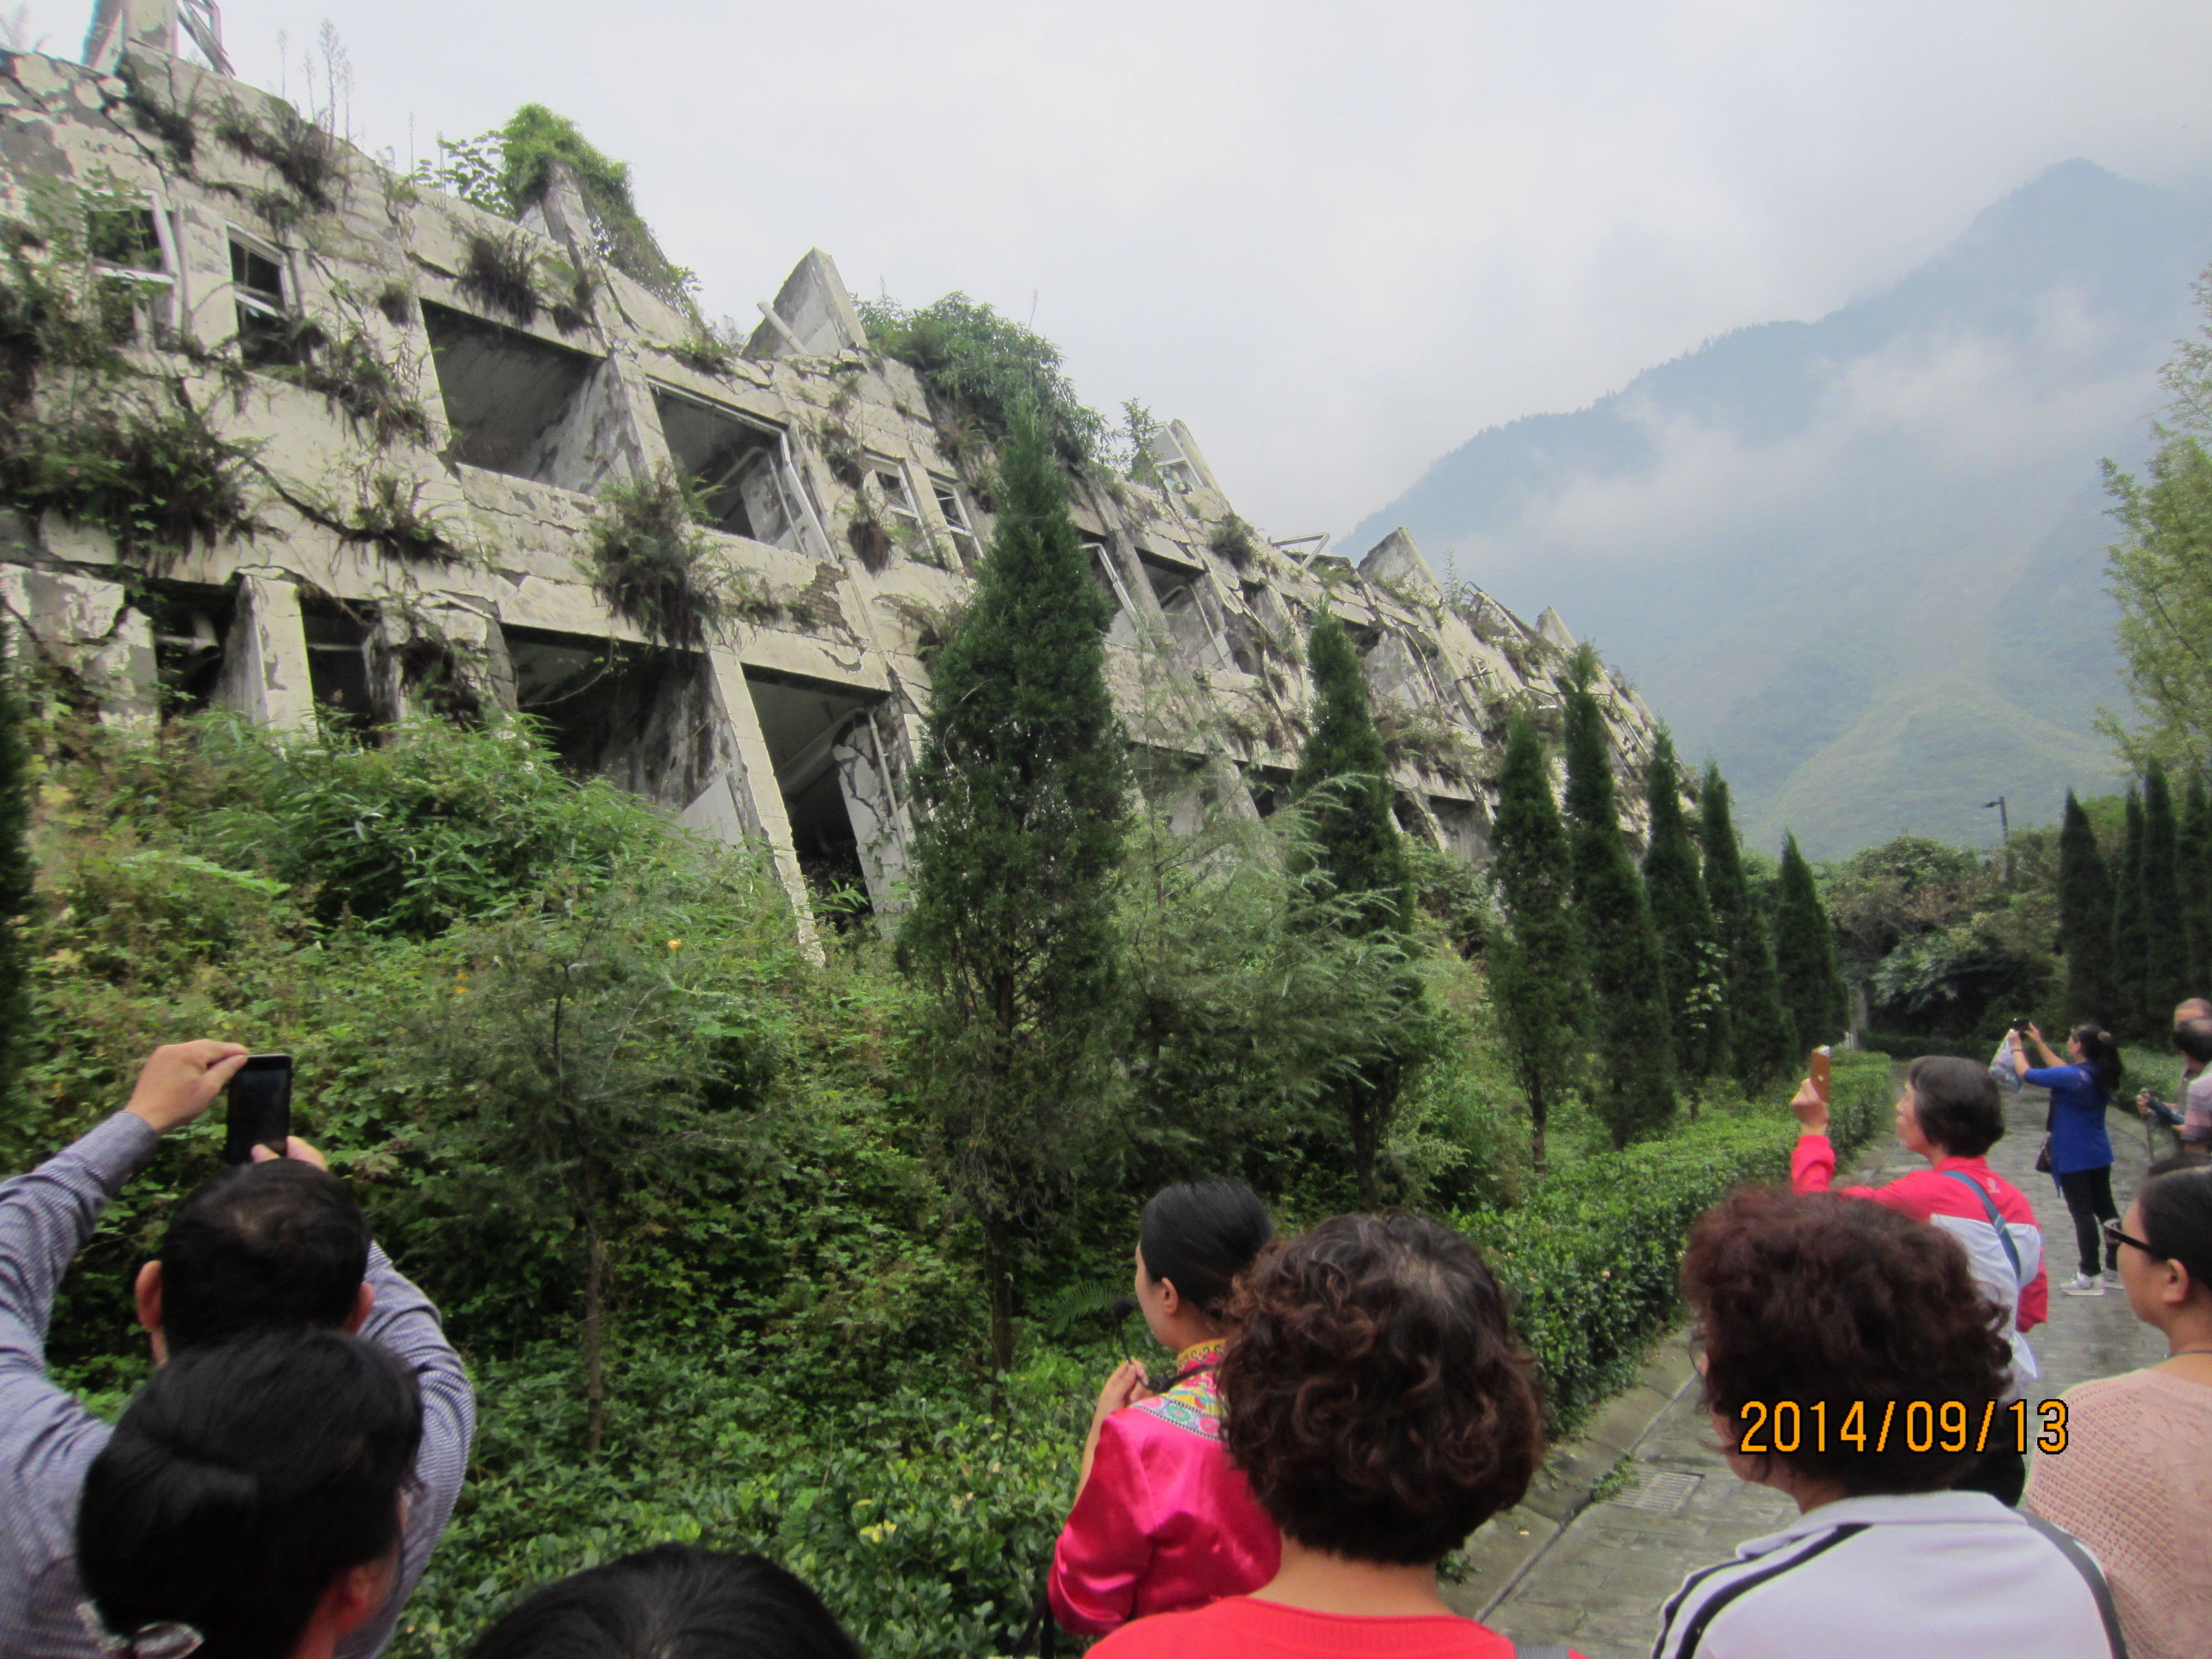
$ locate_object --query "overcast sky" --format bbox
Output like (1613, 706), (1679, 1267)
(14, 0), (2212, 544)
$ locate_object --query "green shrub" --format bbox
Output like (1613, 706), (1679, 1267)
(857, 293), (1106, 469)
(1458, 1050), (1891, 1432)
(190, 716), (652, 936)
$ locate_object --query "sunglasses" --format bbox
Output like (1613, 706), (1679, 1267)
(2100, 1218), (2157, 1256)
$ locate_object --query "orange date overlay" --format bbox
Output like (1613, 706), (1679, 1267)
(1735, 1400), (2067, 1455)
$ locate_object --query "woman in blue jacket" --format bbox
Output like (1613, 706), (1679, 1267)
(2008, 1022), (2125, 1295)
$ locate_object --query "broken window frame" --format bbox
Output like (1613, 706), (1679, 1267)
(868, 455), (925, 533)
(88, 194), (178, 341)
(226, 226), (295, 367)
(928, 475), (980, 565)
(649, 381), (806, 549)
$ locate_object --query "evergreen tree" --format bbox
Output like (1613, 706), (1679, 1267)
(1290, 607), (1426, 1203)
(1773, 832), (1845, 1052)
(2114, 787), (2150, 1039)
(896, 404), (1131, 1380)
(1702, 765), (1797, 1089)
(1641, 729), (1728, 1093)
(2057, 790), (2120, 1025)
(2145, 757), (2190, 1018)
(0, 638), (30, 1112)
(2184, 771), (2212, 997)
(1562, 646), (1674, 1146)
(1490, 710), (1588, 1171)
(1291, 608), (1413, 935)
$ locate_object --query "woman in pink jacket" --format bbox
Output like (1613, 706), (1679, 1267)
(1790, 1055), (2047, 1502)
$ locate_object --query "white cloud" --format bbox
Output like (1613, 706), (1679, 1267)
(12, 0), (2211, 536)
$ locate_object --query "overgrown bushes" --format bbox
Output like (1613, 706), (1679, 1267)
(1460, 1050), (1891, 1431)
(584, 472), (729, 647)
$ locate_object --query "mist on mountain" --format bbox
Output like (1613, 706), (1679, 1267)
(1344, 160), (2212, 856)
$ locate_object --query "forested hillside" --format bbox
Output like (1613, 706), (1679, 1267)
(1344, 160), (2212, 855)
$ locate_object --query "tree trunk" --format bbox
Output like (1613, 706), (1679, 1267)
(983, 1208), (1015, 1402)
(1530, 1084), (1548, 1173)
(1352, 1097), (1378, 1209)
(582, 1213), (607, 1454)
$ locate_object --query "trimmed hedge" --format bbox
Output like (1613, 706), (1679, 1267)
(1457, 1051), (1893, 1432)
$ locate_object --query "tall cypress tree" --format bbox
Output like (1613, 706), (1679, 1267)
(1641, 728), (1728, 1093)
(1562, 646), (1674, 1147)
(2113, 787), (2149, 1039)
(1773, 832), (1845, 1051)
(896, 404), (1131, 1379)
(1291, 606), (1426, 1204)
(0, 636), (31, 1113)
(1490, 709), (1588, 1171)
(2143, 758), (2188, 1020)
(2183, 771), (2212, 997)
(2057, 790), (2120, 1025)
(1291, 608), (1414, 934)
(1702, 765), (1796, 1090)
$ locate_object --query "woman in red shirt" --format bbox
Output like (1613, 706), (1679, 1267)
(1048, 1180), (1281, 1635)
(1092, 1213), (1578, 1659)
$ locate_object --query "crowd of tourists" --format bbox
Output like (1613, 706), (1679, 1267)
(2, 1032), (2207, 1659)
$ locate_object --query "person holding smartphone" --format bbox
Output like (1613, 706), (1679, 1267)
(2008, 1022), (2125, 1293)
(0, 1042), (476, 1659)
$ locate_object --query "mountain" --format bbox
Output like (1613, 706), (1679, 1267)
(1344, 161), (2212, 857)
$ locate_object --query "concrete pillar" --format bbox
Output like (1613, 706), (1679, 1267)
(683, 649), (822, 961)
(83, 0), (173, 72)
(211, 574), (315, 730)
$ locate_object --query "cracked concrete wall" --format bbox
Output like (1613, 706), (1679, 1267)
(0, 36), (1668, 943)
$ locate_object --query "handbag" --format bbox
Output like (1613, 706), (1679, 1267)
(2034, 1136), (2053, 1174)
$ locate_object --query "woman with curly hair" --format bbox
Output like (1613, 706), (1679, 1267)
(1047, 1181), (1280, 1636)
(1656, 1188), (2122, 1659)
(1091, 1212), (1566, 1659)
(1790, 1054), (2047, 1501)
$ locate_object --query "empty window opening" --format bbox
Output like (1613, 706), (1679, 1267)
(301, 597), (390, 739)
(930, 477), (980, 566)
(145, 582), (236, 720)
(228, 229), (291, 367)
(422, 301), (603, 487)
(651, 387), (796, 546)
(504, 627), (725, 809)
(1248, 765), (1295, 820)
(744, 670), (885, 909)
(1081, 536), (1142, 649)
(1140, 551), (1230, 670)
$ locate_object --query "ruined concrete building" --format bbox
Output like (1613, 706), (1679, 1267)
(0, 7), (1661, 946)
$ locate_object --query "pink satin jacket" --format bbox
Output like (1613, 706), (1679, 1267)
(1048, 1340), (1282, 1636)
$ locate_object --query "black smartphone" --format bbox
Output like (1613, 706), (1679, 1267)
(2011, 1017), (2032, 1036)
(222, 1053), (293, 1165)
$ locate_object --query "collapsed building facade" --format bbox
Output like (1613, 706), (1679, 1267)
(0, 7), (1662, 947)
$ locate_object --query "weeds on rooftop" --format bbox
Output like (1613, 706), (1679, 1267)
(117, 58), (197, 168)
(1208, 514), (1260, 571)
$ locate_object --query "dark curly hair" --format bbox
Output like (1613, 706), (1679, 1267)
(1684, 1188), (2012, 1496)
(1218, 1213), (1543, 1566)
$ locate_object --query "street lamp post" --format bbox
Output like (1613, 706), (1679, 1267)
(1984, 795), (2011, 887)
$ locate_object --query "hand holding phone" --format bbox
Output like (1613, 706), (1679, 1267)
(221, 1053), (294, 1166)
(1808, 1046), (1832, 1107)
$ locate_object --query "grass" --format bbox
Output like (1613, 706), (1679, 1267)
(585, 472), (728, 648)
(457, 232), (539, 327)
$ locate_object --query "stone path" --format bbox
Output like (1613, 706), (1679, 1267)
(1469, 1077), (2170, 1659)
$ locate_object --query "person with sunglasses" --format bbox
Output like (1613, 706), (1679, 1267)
(2023, 1158), (2212, 1659)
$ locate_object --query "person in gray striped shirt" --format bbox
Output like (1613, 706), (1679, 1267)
(0, 1041), (476, 1659)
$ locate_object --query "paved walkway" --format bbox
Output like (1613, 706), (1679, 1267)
(1473, 1077), (2170, 1658)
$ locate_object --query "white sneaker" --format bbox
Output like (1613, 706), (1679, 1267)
(2062, 1273), (2104, 1296)
(2103, 1269), (2123, 1287)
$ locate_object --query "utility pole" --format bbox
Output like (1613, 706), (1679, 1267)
(1984, 795), (2011, 887)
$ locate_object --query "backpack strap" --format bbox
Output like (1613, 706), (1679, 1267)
(1940, 1170), (2024, 1286)
(2021, 1512), (2130, 1658)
